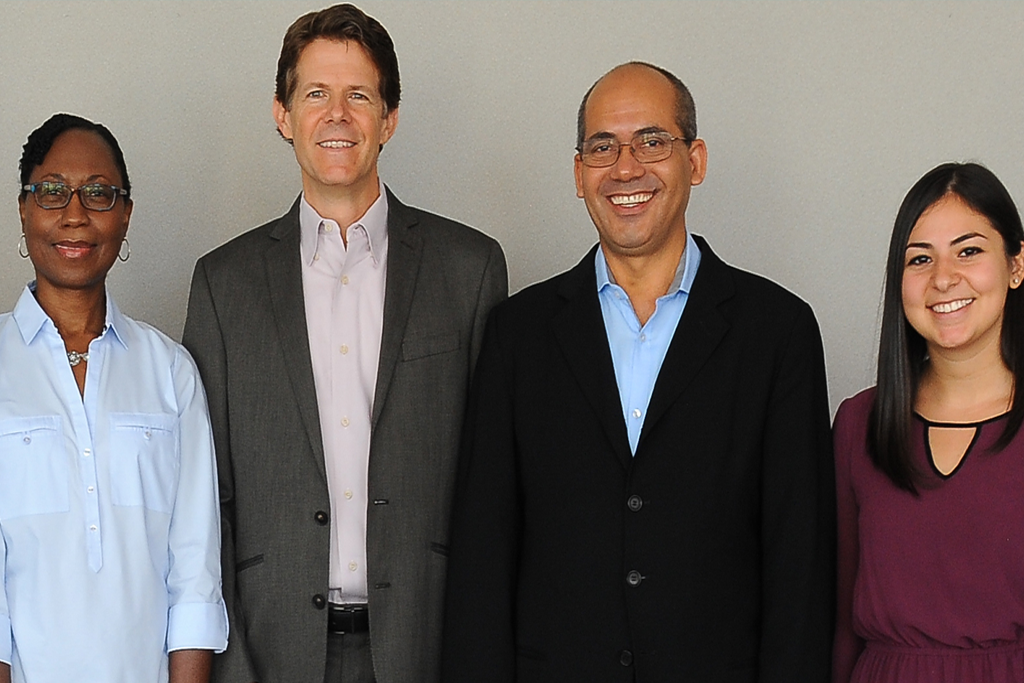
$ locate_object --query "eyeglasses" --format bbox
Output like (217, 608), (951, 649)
(577, 131), (690, 168)
(22, 181), (128, 211)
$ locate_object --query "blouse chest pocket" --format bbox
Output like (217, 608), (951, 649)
(0, 416), (68, 520)
(108, 413), (179, 514)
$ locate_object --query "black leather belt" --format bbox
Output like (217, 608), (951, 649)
(328, 604), (369, 634)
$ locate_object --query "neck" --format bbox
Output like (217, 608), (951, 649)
(303, 176), (381, 242)
(917, 337), (1014, 421)
(602, 235), (686, 326)
(34, 281), (107, 345)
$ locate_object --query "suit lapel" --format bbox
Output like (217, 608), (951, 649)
(372, 188), (423, 427)
(264, 198), (327, 480)
(638, 236), (733, 452)
(552, 248), (633, 470)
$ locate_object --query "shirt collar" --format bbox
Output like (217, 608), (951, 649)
(299, 180), (390, 266)
(13, 281), (127, 349)
(595, 231), (702, 296)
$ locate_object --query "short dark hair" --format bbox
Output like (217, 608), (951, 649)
(276, 3), (400, 113)
(576, 61), (696, 149)
(19, 113), (131, 197)
(871, 162), (1024, 492)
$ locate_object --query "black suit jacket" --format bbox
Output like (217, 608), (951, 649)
(182, 188), (507, 683)
(442, 236), (834, 683)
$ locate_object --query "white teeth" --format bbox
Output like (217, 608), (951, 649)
(931, 299), (973, 314)
(609, 192), (653, 206)
(319, 140), (355, 148)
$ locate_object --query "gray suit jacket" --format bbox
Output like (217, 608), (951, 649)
(182, 188), (508, 683)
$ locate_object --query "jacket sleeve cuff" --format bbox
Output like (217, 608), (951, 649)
(0, 613), (11, 665)
(167, 601), (229, 653)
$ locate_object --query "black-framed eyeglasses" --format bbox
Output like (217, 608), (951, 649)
(576, 131), (690, 168)
(22, 181), (128, 211)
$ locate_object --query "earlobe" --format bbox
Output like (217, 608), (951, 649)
(1011, 245), (1024, 288)
(272, 97), (293, 140)
(381, 107), (399, 146)
(574, 155), (585, 199)
(688, 139), (708, 186)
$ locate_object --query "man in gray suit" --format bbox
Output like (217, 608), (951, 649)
(181, 5), (507, 683)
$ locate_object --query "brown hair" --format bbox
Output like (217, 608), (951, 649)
(276, 3), (400, 113)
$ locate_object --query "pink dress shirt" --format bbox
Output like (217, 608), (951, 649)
(299, 188), (388, 604)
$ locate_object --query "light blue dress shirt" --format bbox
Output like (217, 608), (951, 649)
(0, 285), (228, 682)
(596, 233), (701, 455)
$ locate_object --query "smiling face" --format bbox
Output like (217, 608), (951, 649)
(273, 38), (398, 213)
(574, 64), (706, 261)
(18, 128), (132, 297)
(902, 194), (1024, 359)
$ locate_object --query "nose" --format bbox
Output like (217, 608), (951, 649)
(60, 190), (90, 227)
(932, 255), (960, 290)
(325, 95), (350, 123)
(609, 142), (646, 181)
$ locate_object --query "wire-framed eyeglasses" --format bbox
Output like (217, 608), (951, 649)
(577, 131), (690, 168)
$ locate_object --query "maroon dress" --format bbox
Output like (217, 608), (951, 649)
(833, 388), (1024, 683)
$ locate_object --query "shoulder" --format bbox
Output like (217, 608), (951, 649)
(117, 313), (199, 375)
(391, 195), (503, 261)
(195, 206), (296, 272)
(835, 388), (876, 426)
(833, 387), (876, 450)
(697, 237), (814, 315)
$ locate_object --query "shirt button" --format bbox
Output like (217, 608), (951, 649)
(83, 449), (91, 457)
(349, 561), (358, 572)
(341, 417), (350, 427)
(626, 570), (643, 587)
(312, 594), (327, 609)
(340, 344), (349, 355)
(324, 224), (333, 232)
(341, 275), (350, 285)
(619, 650), (634, 667)
(639, 333), (647, 342)
(632, 408), (642, 419)
(344, 489), (353, 500)
(23, 436), (30, 444)
(627, 495), (643, 512)
(87, 486), (95, 494)
(89, 525), (98, 532)
(144, 430), (152, 440)
(314, 510), (329, 525)
(313, 254), (320, 262)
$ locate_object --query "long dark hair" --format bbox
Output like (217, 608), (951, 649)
(870, 162), (1024, 493)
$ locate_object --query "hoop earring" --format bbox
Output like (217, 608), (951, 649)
(118, 238), (131, 262)
(18, 234), (29, 259)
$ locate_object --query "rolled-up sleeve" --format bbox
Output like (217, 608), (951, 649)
(165, 346), (229, 653)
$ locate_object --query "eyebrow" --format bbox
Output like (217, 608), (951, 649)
(905, 232), (989, 250)
(584, 126), (668, 143)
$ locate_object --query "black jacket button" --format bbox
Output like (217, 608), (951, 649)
(312, 594), (326, 609)
(626, 570), (642, 587)
(619, 650), (633, 666)
(627, 495), (643, 512)
(314, 510), (329, 525)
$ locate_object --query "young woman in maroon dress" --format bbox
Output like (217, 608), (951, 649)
(833, 163), (1024, 683)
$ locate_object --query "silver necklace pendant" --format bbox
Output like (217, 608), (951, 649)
(67, 350), (89, 367)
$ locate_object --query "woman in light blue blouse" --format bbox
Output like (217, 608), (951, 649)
(0, 114), (227, 683)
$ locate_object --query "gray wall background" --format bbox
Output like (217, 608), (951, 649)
(3, 1), (1023, 413)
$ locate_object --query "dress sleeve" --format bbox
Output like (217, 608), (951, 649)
(164, 344), (229, 653)
(832, 398), (866, 683)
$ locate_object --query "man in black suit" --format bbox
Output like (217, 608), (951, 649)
(441, 61), (834, 682)
(183, 5), (506, 683)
